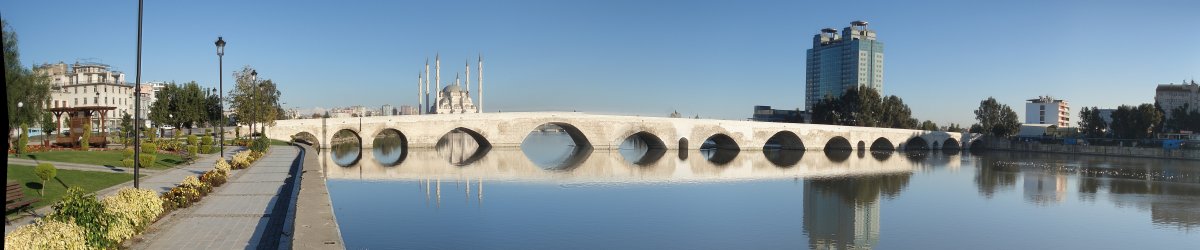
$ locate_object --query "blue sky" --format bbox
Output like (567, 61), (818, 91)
(6, 0), (1198, 126)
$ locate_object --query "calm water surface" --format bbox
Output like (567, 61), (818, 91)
(322, 132), (1200, 249)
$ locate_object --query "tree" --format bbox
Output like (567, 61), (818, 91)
(80, 120), (91, 150)
(969, 123), (984, 133)
(5, 19), (52, 143)
(1166, 103), (1200, 132)
(973, 97), (1020, 137)
(810, 86), (918, 129)
(228, 66), (282, 136)
(40, 112), (55, 146)
(120, 113), (133, 146)
(943, 123), (963, 132)
(1109, 104), (1163, 139)
(1077, 106), (1108, 138)
(920, 120), (938, 131)
(34, 163), (56, 196)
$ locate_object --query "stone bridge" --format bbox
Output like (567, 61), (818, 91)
(265, 112), (981, 151)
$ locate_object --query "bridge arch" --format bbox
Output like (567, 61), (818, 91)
(619, 131), (667, 165)
(701, 133), (740, 150)
(870, 137), (895, 151)
(905, 137), (930, 151)
(437, 127), (492, 166)
(943, 138), (961, 151)
(764, 131), (805, 150)
(291, 131), (320, 146)
(330, 129), (363, 167)
(371, 128), (408, 166)
(525, 122), (592, 149)
(824, 136), (852, 150)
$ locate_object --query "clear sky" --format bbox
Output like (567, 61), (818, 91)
(5, 0), (1198, 126)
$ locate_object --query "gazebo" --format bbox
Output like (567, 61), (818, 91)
(47, 106), (116, 148)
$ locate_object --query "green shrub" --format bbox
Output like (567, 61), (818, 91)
(186, 145), (198, 159)
(16, 125), (29, 154)
(143, 127), (158, 142)
(3, 219), (88, 250)
(187, 135), (199, 146)
(139, 154), (156, 168)
(100, 188), (163, 243)
(140, 142), (157, 154)
(200, 144), (213, 154)
(162, 185), (200, 209)
(122, 148), (135, 159)
(200, 170), (227, 187)
(49, 187), (117, 249)
(201, 135), (214, 146)
(250, 136), (271, 153)
(34, 163), (57, 196)
(121, 158), (135, 168)
(80, 122), (92, 151)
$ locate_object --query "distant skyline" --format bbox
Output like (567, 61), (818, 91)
(5, 0), (1198, 126)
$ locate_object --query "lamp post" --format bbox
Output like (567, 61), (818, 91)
(215, 36), (226, 158)
(134, 0), (144, 188)
(250, 70), (258, 138)
(16, 102), (23, 156)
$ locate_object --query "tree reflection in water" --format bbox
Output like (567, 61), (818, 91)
(331, 129), (362, 167)
(373, 130), (406, 166)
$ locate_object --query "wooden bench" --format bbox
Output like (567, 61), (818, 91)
(6, 181), (39, 212)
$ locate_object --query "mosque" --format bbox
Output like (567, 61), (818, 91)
(417, 54), (484, 114)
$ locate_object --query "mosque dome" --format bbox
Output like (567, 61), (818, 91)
(442, 84), (463, 93)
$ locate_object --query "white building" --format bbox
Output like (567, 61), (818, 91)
(417, 54), (485, 114)
(35, 62), (135, 133)
(1155, 80), (1199, 119)
(1025, 96), (1070, 127)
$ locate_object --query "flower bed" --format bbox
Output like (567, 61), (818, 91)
(4, 149), (266, 249)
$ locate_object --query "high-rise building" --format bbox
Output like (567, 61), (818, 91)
(805, 21), (885, 110)
(1155, 80), (1199, 119)
(1025, 96), (1070, 127)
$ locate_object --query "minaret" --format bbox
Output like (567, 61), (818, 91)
(435, 53), (441, 113)
(424, 58), (430, 114)
(417, 72), (423, 115)
(465, 60), (471, 99)
(477, 54), (483, 113)
(455, 73), (462, 112)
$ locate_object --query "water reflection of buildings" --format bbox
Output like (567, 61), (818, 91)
(803, 174), (911, 249)
(974, 150), (1200, 230)
(415, 176), (485, 208)
(1023, 171), (1068, 205)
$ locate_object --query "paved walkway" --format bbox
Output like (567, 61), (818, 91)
(132, 145), (302, 250)
(4, 148), (237, 234)
(7, 158), (165, 175)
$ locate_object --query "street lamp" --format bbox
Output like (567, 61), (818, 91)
(215, 36), (226, 158)
(250, 70), (257, 138)
(16, 102), (23, 155)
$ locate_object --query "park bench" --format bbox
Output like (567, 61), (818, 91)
(6, 181), (39, 212)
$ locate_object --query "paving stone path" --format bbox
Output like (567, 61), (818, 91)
(131, 145), (301, 249)
(4, 148), (236, 235)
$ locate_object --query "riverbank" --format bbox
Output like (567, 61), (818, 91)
(292, 143), (345, 249)
(980, 140), (1200, 160)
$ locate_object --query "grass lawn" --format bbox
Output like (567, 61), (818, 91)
(5, 164), (139, 217)
(9, 149), (186, 170)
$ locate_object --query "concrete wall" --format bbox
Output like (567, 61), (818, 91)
(267, 112), (981, 151)
(982, 140), (1200, 160)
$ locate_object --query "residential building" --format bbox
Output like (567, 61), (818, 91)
(1025, 96), (1070, 127)
(1155, 80), (1199, 119)
(381, 104), (395, 116)
(805, 20), (884, 110)
(398, 105), (418, 115)
(751, 105), (807, 123)
(35, 62), (134, 133)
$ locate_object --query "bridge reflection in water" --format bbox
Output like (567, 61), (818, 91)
(322, 130), (943, 249)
